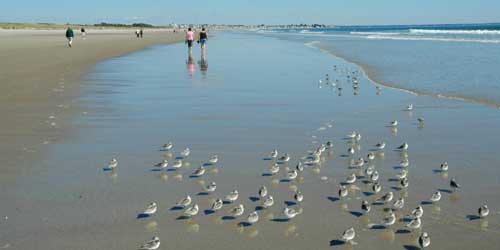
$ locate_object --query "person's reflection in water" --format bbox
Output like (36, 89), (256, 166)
(198, 49), (208, 78)
(186, 50), (195, 77)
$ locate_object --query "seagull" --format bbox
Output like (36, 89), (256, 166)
(143, 202), (158, 216)
(450, 178), (460, 191)
(400, 177), (409, 188)
(361, 200), (371, 213)
(367, 153), (375, 161)
(176, 195), (192, 208)
(154, 159), (168, 169)
(161, 142), (173, 151)
(171, 160), (183, 169)
(283, 207), (301, 219)
(372, 182), (382, 194)
(180, 147), (190, 158)
(230, 204), (245, 217)
(411, 206), (424, 219)
(211, 199), (223, 211)
(389, 120), (398, 127)
(269, 163), (280, 174)
(247, 211), (259, 224)
(405, 104), (413, 111)
(429, 191), (441, 203)
(419, 232), (431, 249)
(192, 165), (206, 177)
(339, 186), (348, 198)
(383, 212), (397, 227)
(208, 155), (219, 164)
(138, 236), (160, 250)
(269, 149), (278, 158)
(262, 195), (274, 208)
(108, 158), (118, 169)
(224, 190), (239, 203)
(205, 182), (217, 193)
(440, 162), (449, 171)
(345, 173), (357, 184)
(393, 197), (405, 210)
(479, 205), (489, 218)
(406, 217), (422, 230)
(259, 186), (268, 198)
(375, 142), (386, 150)
(287, 170), (298, 180)
(279, 153), (291, 163)
(378, 192), (394, 203)
(341, 227), (356, 244)
(397, 143), (409, 151)
(184, 204), (199, 217)
(294, 190), (304, 203)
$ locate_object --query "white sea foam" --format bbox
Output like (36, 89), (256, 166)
(299, 30), (325, 34)
(409, 29), (500, 35)
(350, 31), (400, 35)
(366, 35), (500, 44)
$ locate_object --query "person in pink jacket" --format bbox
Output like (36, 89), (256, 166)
(185, 28), (195, 51)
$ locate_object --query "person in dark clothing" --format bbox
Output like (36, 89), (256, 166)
(140, 29), (143, 38)
(198, 28), (208, 50)
(65, 26), (74, 47)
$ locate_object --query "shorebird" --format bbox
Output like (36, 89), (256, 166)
(383, 212), (397, 227)
(341, 227), (356, 244)
(161, 142), (173, 151)
(440, 162), (449, 171)
(224, 190), (239, 203)
(365, 165), (375, 176)
(411, 206), (424, 219)
(378, 192), (394, 203)
(269, 149), (278, 158)
(138, 236), (160, 250)
(417, 117), (425, 123)
(211, 199), (223, 211)
(176, 195), (192, 208)
(345, 173), (357, 184)
(171, 160), (183, 169)
(389, 120), (398, 127)
(450, 178), (460, 191)
(154, 159), (168, 169)
(326, 141), (334, 149)
(184, 204), (199, 217)
(180, 147), (190, 158)
(419, 232), (431, 249)
(346, 131), (357, 139)
(294, 190), (304, 203)
(396, 169), (408, 180)
(355, 132), (362, 141)
(370, 171), (380, 182)
(393, 197), (405, 210)
(230, 204), (245, 217)
(247, 211), (259, 224)
(361, 200), (371, 213)
(479, 205), (490, 218)
(108, 158), (118, 169)
(339, 186), (348, 198)
(259, 186), (268, 198)
(270, 163), (280, 174)
(430, 191), (441, 203)
(262, 195), (274, 208)
(287, 170), (298, 180)
(143, 202), (158, 216)
(208, 155), (219, 164)
(296, 162), (304, 172)
(397, 143), (409, 151)
(205, 182), (217, 193)
(399, 159), (410, 168)
(372, 182), (382, 193)
(375, 142), (386, 150)
(367, 153), (375, 161)
(406, 217), (421, 230)
(279, 153), (291, 163)
(351, 158), (364, 168)
(400, 177), (409, 188)
(283, 207), (301, 219)
(192, 165), (206, 177)
(406, 104), (414, 111)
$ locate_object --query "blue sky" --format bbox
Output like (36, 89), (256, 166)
(1, 0), (500, 25)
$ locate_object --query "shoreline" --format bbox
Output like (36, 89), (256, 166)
(0, 30), (184, 181)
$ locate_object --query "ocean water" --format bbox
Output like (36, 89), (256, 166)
(257, 23), (500, 107)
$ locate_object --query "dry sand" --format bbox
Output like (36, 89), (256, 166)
(0, 29), (184, 178)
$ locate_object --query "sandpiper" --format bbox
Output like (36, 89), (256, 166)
(341, 227), (356, 244)
(345, 173), (357, 184)
(294, 190), (304, 203)
(230, 204), (245, 217)
(247, 211), (259, 224)
(397, 143), (409, 151)
(138, 236), (160, 250)
(419, 232), (430, 249)
(287, 170), (298, 180)
(209, 155), (219, 164)
(108, 158), (118, 169)
(171, 160), (183, 169)
(259, 186), (268, 198)
(339, 186), (348, 198)
(270, 163), (280, 174)
(430, 191), (441, 203)
(450, 178), (460, 191)
(379, 192), (394, 203)
(440, 162), (449, 171)
(180, 147), (190, 158)
(224, 190), (239, 203)
(389, 120), (398, 127)
(143, 202), (158, 216)
(361, 200), (371, 213)
(375, 142), (386, 150)
(479, 204), (489, 218)
(176, 195), (192, 208)
(262, 195), (274, 208)
(411, 206), (424, 219)
(205, 182), (217, 193)
(406, 217), (421, 230)
(154, 159), (168, 169)
(161, 142), (173, 151)
(283, 207), (301, 219)
(184, 204), (199, 217)
(211, 199), (223, 211)
(393, 197), (405, 210)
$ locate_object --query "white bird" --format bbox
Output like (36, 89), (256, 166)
(184, 204), (199, 217)
(270, 163), (280, 174)
(230, 204), (245, 217)
(406, 217), (421, 230)
(351, 158), (364, 168)
(379, 192), (394, 203)
(367, 153), (375, 161)
(397, 143), (409, 151)
(205, 182), (217, 193)
(406, 104), (413, 111)
(341, 227), (356, 244)
(283, 207), (301, 219)
(345, 173), (357, 184)
(154, 159), (168, 169)
(355, 132), (362, 141)
(208, 154), (219, 164)
(176, 195), (192, 208)
(375, 142), (386, 150)
(247, 211), (259, 224)
(479, 205), (489, 218)
(143, 202), (158, 215)
(400, 177), (409, 188)
(365, 166), (375, 176)
(259, 186), (268, 198)
(411, 206), (424, 219)
(171, 160), (183, 169)
(180, 147), (190, 158)
(430, 191), (441, 203)
(108, 158), (118, 169)
(370, 171), (380, 182)
(296, 162), (304, 172)
(419, 232), (431, 249)
(294, 190), (304, 203)
(389, 120), (398, 127)
(279, 153), (291, 162)
(399, 159), (410, 168)
(287, 170), (298, 180)
(162, 142), (173, 151)
(347, 147), (355, 155)
(269, 149), (278, 158)
(440, 162), (449, 171)
(393, 198), (405, 210)
(418, 117), (425, 123)
(192, 165), (206, 177)
(396, 169), (408, 180)
(361, 200), (371, 213)
(346, 131), (357, 139)
(372, 182), (382, 193)
(224, 190), (239, 203)
(339, 186), (348, 198)
(262, 195), (274, 208)
(211, 199), (223, 211)
(383, 212), (397, 226)
(450, 178), (460, 191)
(326, 141), (334, 149)
(138, 236), (160, 250)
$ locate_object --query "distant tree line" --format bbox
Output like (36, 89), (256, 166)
(94, 22), (156, 28)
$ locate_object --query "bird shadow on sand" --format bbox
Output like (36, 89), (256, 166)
(400, 217), (413, 223)
(285, 201), (297, 206)
(169, 206), (184, 211)
(271, 218), (290, 223)
(197, 192), (209, 196)
(339, 154), (351, 158)
(371, 201), (384, 206)
(262, 157), (273, 161)
(150, 168), (162, 172)
(391, 186), (402, 191)
(438, 188), (453, 194)
(204, 209), (215, 215)
(433, 169), (445, 173)
(369, 224), (387, 230)
(166, 168), (177, 172)
(175, 156), (185, 160)
(330, 240), (345, 246)
(238, 222), (252, 227)
(393, 166), (404, 170)
(388, 178), (399, 182)
(102, 167), (113, 171)
(176, 215), (190, 220)
(403, 245), (420, 250)
(222, 201), (232, 205)
(466, 215), (481, 221)
(362, 192), (374, 196)
(420, 201), (433, 205)
(221, 216), (236, 221)
(280, 179), (291, 183)
(255, 206), (265, 211)
(136, 213), (152, 219)
(202, 163), (214, 167)
(249, 196), (260, 202)
(261, 173), (273, 177)
(395, 229), (411, 234)
(189, 175), (201, 179)
(349, 211), (363, 218)
(327, 196), (340, 203)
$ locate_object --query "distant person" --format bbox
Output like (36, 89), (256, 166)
(185, 28), (195, 51)
(198, 28), (208, 51)
(80, 27), (86, 39)
(140, 29), (144, 38)
(135, 29), (140, 38)
(65, 26), (74, 47)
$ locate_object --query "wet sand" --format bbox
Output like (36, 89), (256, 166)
(1, 32), (500, 250)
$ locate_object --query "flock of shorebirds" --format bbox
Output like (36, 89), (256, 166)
(103, 66), (492, 250)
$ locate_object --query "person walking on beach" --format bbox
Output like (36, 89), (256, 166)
(198, 28), (208, 51)
(135, 29), (140, 38)
(140, 29), (144, 38)
(80, 27), (86, 39)
(65, 26), (74, 48)
(185, 28), (195, 51)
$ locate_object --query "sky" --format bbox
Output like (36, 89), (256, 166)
(1, 0), (500, 26)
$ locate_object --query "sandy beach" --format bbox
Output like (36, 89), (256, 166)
(0, 29), (184, 179)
